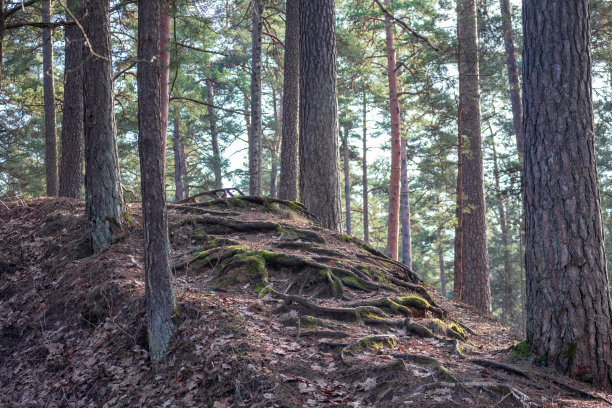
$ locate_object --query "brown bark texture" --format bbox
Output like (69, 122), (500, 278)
(453, 109), (463, 301)
(43, 0), (58, 196)
(278, 0), (299, 202)
(457, 0), (491, 313)
(83, 0), (123, 253)
(59, 0), (84, 199)
(207, 80), (223, 189)
(137, 0), (175, 362)
(249, 0), (263, 195)
(269, 89), (281, 198)
(343, 126), (351, 235)
(362, 87), (369, 243)
(298, 0), (341, 231)
(172, 111), (188, 201)
(160, 8), (170, 139)
(400, 137), (412, 269)
(383, 0), (401, 261)
(523, 0), (612, 388)
(0, 0), (5, 86)
(499, 0), (523, 158)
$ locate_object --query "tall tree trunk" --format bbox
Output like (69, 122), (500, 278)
(499, 0), (523, 158)
(383, 0), (401, 260)
(160, 5), (170, 140)
(269, 89), (281, 197)
(299, 0), (341, 231)
(343, 126), (351, 235)
(457, 0), (491, 313)
(43, 0), (58, 196)
(400, 137), (412, 269)
(492, 139), (512, 324)
(278, 0), (299, 202)
(59, 0), (84, 199)
(207, 80), (222, 189)
(523, 0), (612, 388)
(173, 110), (187, 201)
(83, 0), (123, 253)
(438, 226), (446, 298)
(453, 113), (463, 301)
(362, 86), (369, 243)
(249, 0), (263, 195)
(137, 0), (175, 362)
(0, 0), (5, 86)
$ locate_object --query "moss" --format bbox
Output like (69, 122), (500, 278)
(310, 226), (324, 231)
(81, 304), (104, 327)
(561, 341), (577, 361)
(341, 275), (376, 291)
(382, 360), (407, 373)
(396, 296), (430, 310)
(434, 366), (456, 383)
(449, 323), (466, 339)
(348, 336), (396, 354)
(510, 341), (532, 358)
(122, 210), (135, 229)
(300, 316), (320, 329)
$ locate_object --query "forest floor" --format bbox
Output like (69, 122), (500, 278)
(1, 197), (612, 407)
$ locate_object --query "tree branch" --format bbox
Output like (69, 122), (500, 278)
(373, 0), (439, 52)
(169, 96), (245, 115)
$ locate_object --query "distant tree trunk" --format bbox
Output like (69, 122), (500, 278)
(499, 0), (523, 158)
(43, 0), (58, 196)
(383, 0), (401, 260)
(269, 89), (281, 197)
(0, 0), (5, 86)
(172, 111), (188, 201)
(438, 226), (446, 298)
(362, 86), (369, 243)
(492, 139), (512, 324)
(342, 126), (351, 235)
(278, 0), (299, 202)
(59, 0), (84, 199)
(83, 0), (123, 253)
(137, 0), (175, 362)
(207, 80), (222, 189)
(453, 116), (463, 301)
(249, 0), (263, 195)
(523, 0), (612, 388)
(244, 95), (251, 154)
(457, 0), (491, 313)
(299, 0), (341, 231)
(400, 137), (412, 269)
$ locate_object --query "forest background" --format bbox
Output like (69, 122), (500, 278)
(1, 0), (611, 333)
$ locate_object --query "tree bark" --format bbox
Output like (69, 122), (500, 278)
(83, 0), (123, 253)
(343, 126), (351, 235)
(59, 0), (84, 199)
(0, 0), (5, 86)
(137, 0), (175, 362)
(457, 0), (491, 313)
(453, 106), (463, 301)
(499, 0), (523, 158)
(207, 80), (222, 189)
(278, 0), (299, 202)
(523, 0), (612, 388)
(43, 0), (58, 196)
(299, 0), (341, 231)
(383, 0), (401, 260)
(438, 226), (446, 298)
(160, 5), (170, 140)
(172, 110), (188, 201)
(249, 0), (263, 195)
(492, 139), (512, 324)
(400, 137), (412, 269)
(362, 86), (369, 243)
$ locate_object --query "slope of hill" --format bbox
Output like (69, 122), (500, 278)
(1, 197), (610, 407)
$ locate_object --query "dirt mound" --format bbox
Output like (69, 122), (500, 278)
(0, 197), (610, 407)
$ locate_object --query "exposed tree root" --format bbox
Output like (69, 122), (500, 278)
(341, 335), (397, 364)
(391, 353), (457, 383)
(542, 374), (612, 405)
(298, 329), (349, 339)
(167, 203), (239, 217)
(461, 382), (532, 407)
(274, 242), (342, 257)
(470, 358), (535, 381)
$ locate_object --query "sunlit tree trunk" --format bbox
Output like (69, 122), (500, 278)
(249, 0), (263, 195)
(453, 120), (463, 301)
(383, 0), (401, 260)
(457, 0), (490, 313)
